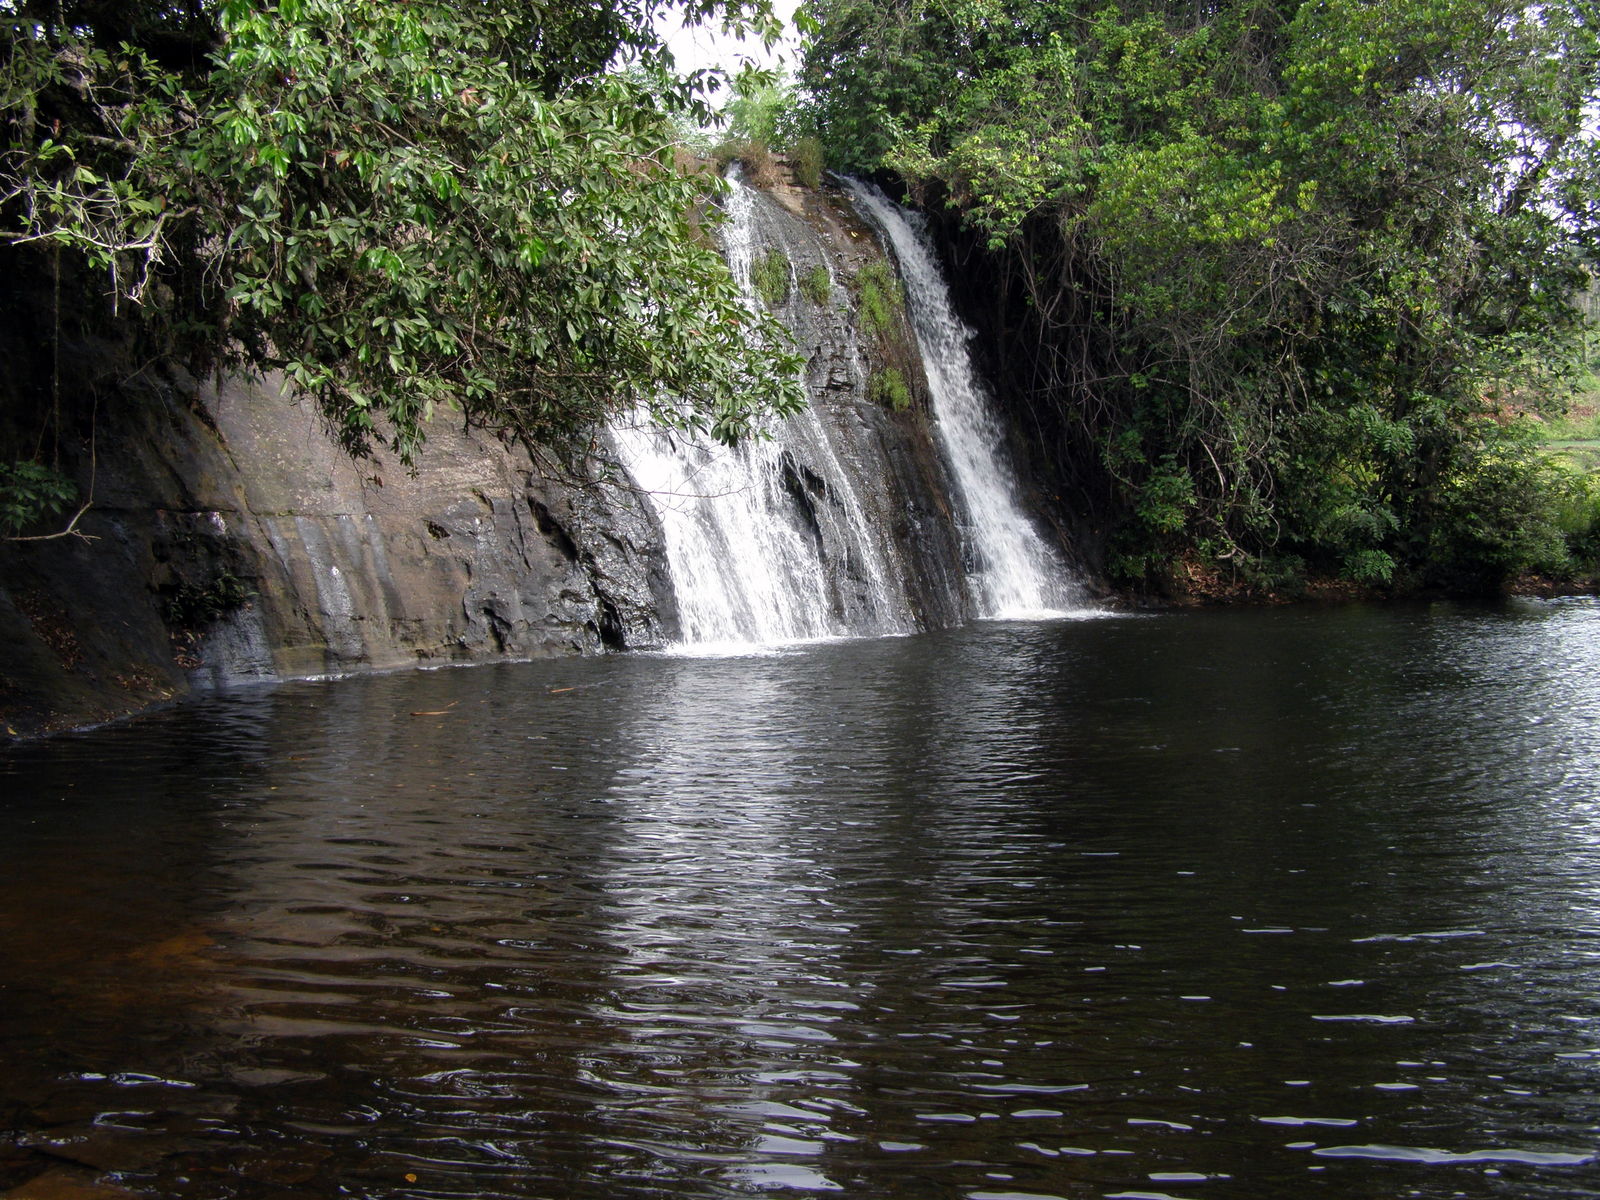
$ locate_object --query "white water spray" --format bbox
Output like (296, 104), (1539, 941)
(611, 174), (909, 649)
(846, 181), (1084, 619)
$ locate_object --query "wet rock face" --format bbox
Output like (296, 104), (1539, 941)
(552, 478), (677, 649)
(0, 175), (983, 737)
(187, 373), (647, 676)
(0, 369), (670, 736)
(730, 180), (973, 632)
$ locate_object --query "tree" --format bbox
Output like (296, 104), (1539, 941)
(1, 0), (805, 472)
(798, 0), (1600, 589)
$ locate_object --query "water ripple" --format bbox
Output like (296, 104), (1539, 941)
(4, 611), (1600, 1197)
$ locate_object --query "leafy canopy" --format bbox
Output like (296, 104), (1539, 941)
(798, 0), (1600, 588)
(1, 0), (805, 463)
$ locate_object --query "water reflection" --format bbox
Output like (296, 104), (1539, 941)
(3, 601), (1600, 1198)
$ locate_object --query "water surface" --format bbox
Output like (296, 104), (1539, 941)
(3, 601), (1600, 1199)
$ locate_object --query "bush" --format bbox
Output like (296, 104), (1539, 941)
(868, 367), (912, 411)
(712, 138), (782, 189)
(164, 571), (253, 628)
(1431, 426), (1582, 587)
(799, 264), (831, 306)
(790, 135), (824, 189)
(0, 461), (75, 536)
(1341, 548), (1397, 585)
(1562, 477), (1600, 567)
(751, 248), (791, 308)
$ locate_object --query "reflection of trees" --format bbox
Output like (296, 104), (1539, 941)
(0, 691), (276, 1184)
(7, 609), (1600, 1196)
(575, 631), (1119, 1193)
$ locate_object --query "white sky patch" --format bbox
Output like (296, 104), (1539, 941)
(657, 0), (802, 88)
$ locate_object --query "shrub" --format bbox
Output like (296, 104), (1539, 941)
(751, 248), (791, 308)
(0, 461), (76, 536)
(164, 571), (253, 628)
(868, 367), (912, 411)
(790, 135), (824, 189)
(799, 265), (831, 306)
(1431, 425), (1582, 587)
(712, 138), (781, 189)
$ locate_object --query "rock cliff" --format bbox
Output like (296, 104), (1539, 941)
(0, 172), (974, 738)
(0, 361), (680, 736)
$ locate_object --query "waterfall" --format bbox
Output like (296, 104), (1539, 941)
(609, 173), (912, 650)
(610, 171), (1086, 651)
(845, 181), (1085, 619)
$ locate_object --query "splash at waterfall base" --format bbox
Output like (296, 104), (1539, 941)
(0, 166), (1096, 738)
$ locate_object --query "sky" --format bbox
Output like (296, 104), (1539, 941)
(656, 0), (802, 86)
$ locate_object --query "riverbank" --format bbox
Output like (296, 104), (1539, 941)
(1161, 569), (1600, 609)
(12, 573), (1597, 743)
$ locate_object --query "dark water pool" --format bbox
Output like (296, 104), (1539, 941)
(3, 601), (1600, 1199)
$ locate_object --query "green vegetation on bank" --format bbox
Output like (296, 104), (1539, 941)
(711, 72), (825, 188)
(0, 0), (804, 514)
(1537, 372), (1600, 474)
(6, 0), (1598, 597)
(795, 0), (1600, 592)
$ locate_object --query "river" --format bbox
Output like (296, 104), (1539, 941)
(3, 600), (1599, 1199)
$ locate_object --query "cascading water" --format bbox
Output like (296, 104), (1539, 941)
(845, 181), (1085, 619)
(610, 173), (912, 649)
(610, 170), (1086, 651)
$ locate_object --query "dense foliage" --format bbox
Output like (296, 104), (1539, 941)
(799, 0), (1600, 589)
(1, 0), (804, 473)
